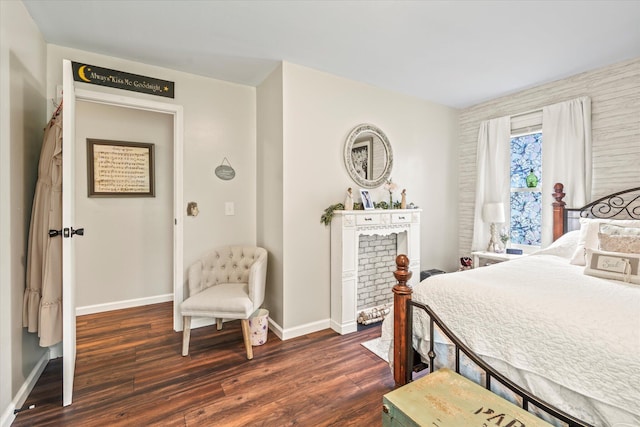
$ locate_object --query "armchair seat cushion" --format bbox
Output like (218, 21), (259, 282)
(181, 283), (253, 319)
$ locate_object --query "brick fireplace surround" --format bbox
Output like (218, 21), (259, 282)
(330, 209), (421, 334)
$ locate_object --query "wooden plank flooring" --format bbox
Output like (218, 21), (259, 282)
(13, 302), (394, 426)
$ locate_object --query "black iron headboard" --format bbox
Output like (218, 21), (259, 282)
(564, 187), (640, 232)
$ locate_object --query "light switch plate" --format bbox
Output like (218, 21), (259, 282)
(225, 202), (235, 216)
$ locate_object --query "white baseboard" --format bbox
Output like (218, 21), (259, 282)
(183, 316), (328, 341)
(48, 342), (62, 359)
(75, 293), (173, 316)
(273, 318), (330, 341)
(1, 351), (49, 427)
(267, 318), (284, 339)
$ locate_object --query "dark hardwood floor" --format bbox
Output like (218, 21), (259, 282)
(13, 302), (394, 426)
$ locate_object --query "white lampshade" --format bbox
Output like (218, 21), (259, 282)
(483, 202), (505, 223)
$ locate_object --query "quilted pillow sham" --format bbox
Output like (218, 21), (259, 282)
(570, 218), (640, 266)
(598, 233), (640, 254)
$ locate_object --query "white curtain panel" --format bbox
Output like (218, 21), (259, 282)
(471, 116), (511, 252)
(542, 97), (592, 246)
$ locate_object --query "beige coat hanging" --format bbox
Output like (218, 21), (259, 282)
(23, 113), (63, 347)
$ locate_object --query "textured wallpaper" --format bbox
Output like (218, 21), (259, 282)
(458, 58), (640, 257)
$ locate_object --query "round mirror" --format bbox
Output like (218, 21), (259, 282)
(344, 124), (393, 188)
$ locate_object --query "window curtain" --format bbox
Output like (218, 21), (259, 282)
(541, 96), (592, 246)
(471, 116), (511, 251)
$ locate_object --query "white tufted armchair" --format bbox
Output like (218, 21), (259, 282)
(180, 246), (268, 359)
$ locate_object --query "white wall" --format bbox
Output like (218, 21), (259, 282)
(0, 1), (48, 424)
(46, 45), (258, 307)
(256, 64), (284, 326)
(458, 58), (640, 257)
(74, 102), (173, 307)
(259, 62), (459, 333)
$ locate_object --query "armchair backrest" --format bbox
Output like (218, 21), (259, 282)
(188, 246), (268, 307)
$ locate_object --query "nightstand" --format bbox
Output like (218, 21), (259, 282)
(471, 250), (523, 268)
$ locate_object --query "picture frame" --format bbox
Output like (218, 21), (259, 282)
(87, 139), (155, 197)
(351, 137), (373, 180)
(360, 189), (375, 210)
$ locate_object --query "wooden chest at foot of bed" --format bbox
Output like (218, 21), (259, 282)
(382, 369), (552, 427)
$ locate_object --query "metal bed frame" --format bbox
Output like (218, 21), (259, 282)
(392, 184), (640, 427)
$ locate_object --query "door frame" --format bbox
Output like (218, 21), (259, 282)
(62, 79), (184, 406)
(73, 88), (184, 331)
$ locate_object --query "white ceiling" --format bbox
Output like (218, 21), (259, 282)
(22, 0), (640, 108)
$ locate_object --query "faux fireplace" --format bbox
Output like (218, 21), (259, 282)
(330, 209), (421, 334)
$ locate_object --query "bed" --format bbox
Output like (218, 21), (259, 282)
(381, 184), (640, 427)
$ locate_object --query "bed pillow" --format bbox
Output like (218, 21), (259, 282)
(584, 248), (640, 284)
(533, 230), (580, 259)
(600, 223), (640, 236)
(570, 218), (640, 266)
(598, 233), (640, 254)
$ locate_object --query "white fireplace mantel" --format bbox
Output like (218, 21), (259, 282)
(330, 209), (421, 334)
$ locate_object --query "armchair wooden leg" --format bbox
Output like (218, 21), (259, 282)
(182, 316), (191, 356)
(241, 319), (253, 360)
(216, 318), (223, 330)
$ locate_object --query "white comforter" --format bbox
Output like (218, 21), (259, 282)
(382, 252), (640, 426)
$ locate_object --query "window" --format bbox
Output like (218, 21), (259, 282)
(510, 132), (542, 246)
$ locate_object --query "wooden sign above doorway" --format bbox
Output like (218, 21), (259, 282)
(72, 61), (175, 98)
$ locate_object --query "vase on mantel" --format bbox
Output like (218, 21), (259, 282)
(389, 194), (393, 209)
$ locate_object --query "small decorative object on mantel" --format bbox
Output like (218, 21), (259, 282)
(400, 189), (407, 209)
(383, 178), (398, 209)
(214, 157), (236, 181)
(360, 189), (375, 210)
(526, 168), (538, 188)
(344, 187), (354, 210)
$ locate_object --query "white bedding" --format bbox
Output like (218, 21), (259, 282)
(381, 250), (640, 426)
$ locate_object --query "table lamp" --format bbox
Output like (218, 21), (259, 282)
(483, 202), (505, 253)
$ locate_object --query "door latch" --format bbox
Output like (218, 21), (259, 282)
(61, 227), (84, 238)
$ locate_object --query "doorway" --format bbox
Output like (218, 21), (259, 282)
(69, 88), (184, 331)
(63, 78), (184, 405)
(74, 101), (174, 309)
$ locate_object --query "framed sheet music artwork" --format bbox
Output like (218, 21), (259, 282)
(86, 139), (155, 197)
